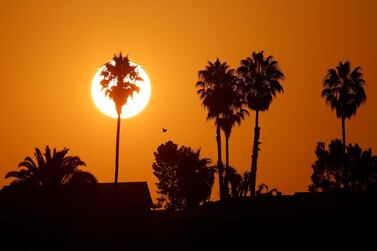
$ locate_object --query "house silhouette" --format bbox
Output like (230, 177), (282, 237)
(97, 182), (153, 213)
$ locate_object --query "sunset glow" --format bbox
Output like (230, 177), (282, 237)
(1, 0), (377, 201)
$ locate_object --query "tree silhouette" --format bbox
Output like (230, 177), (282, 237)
(152, 141), (182, 210)
(196, 58), (236, 200)
(322, 61), (366, 153)
(322, 61), (366, 189)
(240, 171), (251, 197)
(178, 145), (215, 208)
(237, 51), (284, 197)
(219, 82), (248, 196)
(310, 139), (377, 192)
(255, 183), (281, 196)
(100, 53), (142, 187)
(226, 167), (251, 198)
(5, 146), (97, 194)
(227, 166), (242, 198)
(152, 141), (215, 210)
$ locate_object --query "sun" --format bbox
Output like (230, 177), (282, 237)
(91, 63), (151, 119)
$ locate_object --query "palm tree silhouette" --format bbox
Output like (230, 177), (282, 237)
(5, 146), (97, 193)
(237, 51), (284, 197)
(227, 166), (242, 197)
(322, 61), (366, 190)
(322, 61), (366, 154)
(256, 183), (280, 196)
(196, 58), (235, 200)
(219, 87), (248, 195)
(100, 53), (142, 187)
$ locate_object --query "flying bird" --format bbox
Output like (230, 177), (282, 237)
(162, 128), (167, 133)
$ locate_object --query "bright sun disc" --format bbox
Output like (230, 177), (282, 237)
(91, 63), (151, 119)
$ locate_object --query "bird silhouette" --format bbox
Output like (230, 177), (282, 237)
(162, 128), (167, 133)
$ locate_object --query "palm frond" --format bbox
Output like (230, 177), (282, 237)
(6, 146), (94, 191)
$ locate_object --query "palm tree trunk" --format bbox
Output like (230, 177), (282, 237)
(216, 122), (224, 200)
(250, 109), (260, 198)
(224, 133), (230, 197)
(341, 114), (348, 190)
(114, 113), (121, 201)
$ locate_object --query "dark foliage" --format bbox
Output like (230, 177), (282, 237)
(5, 146), (97, 194)
(255, 183), (281, 196)
(227, 167), (250, 198)
(152, 141), (215, 210)
(310, 139), (377, 192)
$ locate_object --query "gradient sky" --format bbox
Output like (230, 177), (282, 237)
(1, 0), (376, 200)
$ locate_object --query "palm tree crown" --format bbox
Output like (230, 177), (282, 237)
(196, 58), (236, 120)
(237, 51), (284, 111)
(322, 61), (366, 119)
(5, 146), (96, 191)
(100, 53), (142, 115)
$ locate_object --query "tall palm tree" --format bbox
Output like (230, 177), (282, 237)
(100, 53), (142, 186)
(237, 51), (284, 197)
(196, 58), (235, 200)
(219, 88), (248, 194)
(322, 61), (366, 153)
(322, 61), (366, 190)
(5, 146), (97, 192)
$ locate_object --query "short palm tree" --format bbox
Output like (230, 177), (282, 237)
(5, 146), (97, 193)
(237, 51), (284, 197)
(196, 58), (235, 200)
(100, 53), (141, 185)
(227, 166), (242, 198)
(256, 183), (280, 196)
(322, 61), (366, 153)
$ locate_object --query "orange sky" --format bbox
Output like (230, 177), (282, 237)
(1, 0), (376, 201)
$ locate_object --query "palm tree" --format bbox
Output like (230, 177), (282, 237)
(196, 58), (235, 200)
(237, 51), (284, 197)
(5, 146), (97, 193)
(100, 53), (142, 186)
(322, 61), (366, 153)
(322, 61), (366, 190)
(227, 166), (242, 198)
(256, 183), (281, 196)
(219, 88), (248, 194)
(240, 171), (251, 197)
